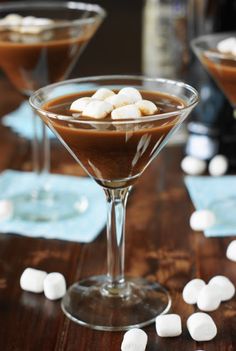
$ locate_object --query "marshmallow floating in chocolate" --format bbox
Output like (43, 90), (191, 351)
(0, 13), (54, 34)
(121, 328), (148, 351)
(155, 314), (182, 337)
(217, 37), (236, 55)
(70, 87), (158, 120)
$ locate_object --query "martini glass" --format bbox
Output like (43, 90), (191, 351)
(30, 75), (198, 331)
(192, 33), (236, 225)
(0, 1), (105, 221)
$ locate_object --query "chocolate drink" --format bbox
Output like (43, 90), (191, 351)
(202, 50), (236, 107)
(42, 91), (185, 188)
(0, 25), (92, 95)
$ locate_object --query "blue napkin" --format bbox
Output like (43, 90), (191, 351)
(185, 176), (236, 237)
(0, 170), (106, 242)
(2, 101), (54, 140)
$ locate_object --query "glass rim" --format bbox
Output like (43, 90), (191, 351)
(191, 32), (236, 62)
(29, 75), (199, 125)
(0, 1), (106, 28)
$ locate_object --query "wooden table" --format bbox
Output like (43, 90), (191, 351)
(0, 78), (236, 351)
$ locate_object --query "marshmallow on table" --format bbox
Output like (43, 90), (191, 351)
(20, 268), (47, 293)
(111, 104), (141, 120)
(135, 100), (158, 116)
(190, 209), (216, 231)
(226, 240), (236, 262)
(118, 87), (142, 103)
(121, 328), (148, 351)
(182, 278), (206, 304)
(187, 312), (217, 341)
(208, 154), (228, 176)
(155, 314), (182, 337)
(181, 156), (206, 175)
(92, 88), (115, 100)
(43, 272), (66, 300)
(208, 275), (235, 301)
(82, 100), (113, 119)
(197, 284), (221, 311)
(0, 200), (13, 221)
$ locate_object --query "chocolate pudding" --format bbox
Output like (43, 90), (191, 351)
(0, 25), (92, 94)
(202, 50), (236, 107)
(42, 91), (185, 188)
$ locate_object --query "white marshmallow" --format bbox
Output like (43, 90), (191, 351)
(182, 278), (206, 304)
(118, 87), (142, 103)
(217, 37), (236, 54)
(190, 210), (216, 231)
(0, 200), (13, 221)
(208, 154), (228, 176)
(111, 104), (141, 120)
(70, 97), (93, 112)
(0, 14), (23, 31)
(226, 240), (236, 262)
(82, 100), (113, 119)
(187, 312), (217, 341)
(43, 272), (66, 300)
(181, 156), (206, 175)
(197, 284), (221, 311)
(208, 275), (235, 301)
(121, 328), (148, 351)
(155, 314), (182, 337)
(135, 100), (158, 116)
(20, 16), (54, 34)
(92, 88), (115, 100)
(20, 267), (47, 293)
(105, 93), (131, 108)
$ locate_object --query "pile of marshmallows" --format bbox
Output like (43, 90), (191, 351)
(0, 14), (54, 34)
(20, 267), (66, 301)
(70, 87), (158, 120)
(121, 274), (235, 351)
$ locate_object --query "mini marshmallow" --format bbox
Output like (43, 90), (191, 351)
(208, 275), (235, 301)
(105, 93), (131, 108)
(82, 100), (113, 119)
(226, 240), (236, 262)
(121, 328), (148, 351)
(118, 87), (142, 103)
(197, 284), (221, 311)
(217, 37), (236, 54)
(208, 154), (228, 176)
(187, 312), (217, 341)
(155, 314), (182, 337)
(182, 278), (206, 304)
(70, 97), (93, 112)
(0, 13), (23, 31)
(181, 156), (206, 175)
(43, 272), (66, 300)
(20, 17), (54, 34)
(135, 100), (158, 116)
(20, 267), (47, 293)
(92, 88), (115, 100)
(111, 104), (141, 120)
(0, 200), (13, 221)
(190, 209), (216, 231)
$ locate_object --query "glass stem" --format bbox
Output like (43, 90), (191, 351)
(103, 186), (132, 297)
(32, 110), (51, 198)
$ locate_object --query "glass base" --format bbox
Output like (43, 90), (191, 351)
(61, 275), (171, 331)
(9, 190), (88, 222)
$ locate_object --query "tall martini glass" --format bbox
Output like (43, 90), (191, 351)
(30, 75), (198, 331)
(0, 1), (105, 221)
(192, 33), (236, 222)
